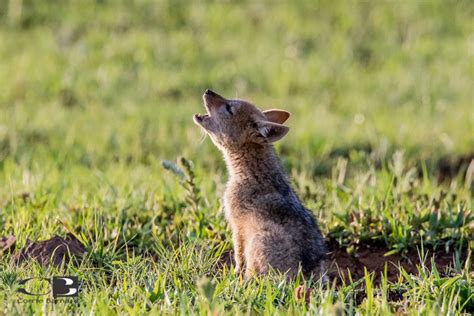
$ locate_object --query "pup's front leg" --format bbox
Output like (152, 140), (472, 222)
(232, 231), (245, 274)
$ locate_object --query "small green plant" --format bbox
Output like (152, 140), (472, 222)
(162, 157), (201, 214)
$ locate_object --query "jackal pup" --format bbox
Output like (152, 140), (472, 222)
(194, 90), (327, 279)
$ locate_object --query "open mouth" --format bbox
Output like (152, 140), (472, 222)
(193, 113), (209, 123)
(194, 96), (212, 124)
(194, 89), (223, 125)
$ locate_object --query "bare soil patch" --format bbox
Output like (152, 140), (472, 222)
(218, 240), (472, 285)
(10, 233), (86, 267)
(327, 240), (472, 284)
(2, 233), (470, 283)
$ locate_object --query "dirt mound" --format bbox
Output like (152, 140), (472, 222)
(217, 240), (472, 284)
(13, 233), (85, 267)
(327, 241), (472, 284)
(3, 232), (470, 282)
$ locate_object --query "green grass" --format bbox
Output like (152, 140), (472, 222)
(0, 0), (473, 314)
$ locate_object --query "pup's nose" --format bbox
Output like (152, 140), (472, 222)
(205, 89), (217, 96)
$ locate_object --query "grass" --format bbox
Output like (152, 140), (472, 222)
(0, 0), (473, 314)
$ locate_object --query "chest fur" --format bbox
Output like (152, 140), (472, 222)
(223, 179), (256, 221)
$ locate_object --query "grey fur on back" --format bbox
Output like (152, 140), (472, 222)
(223, 143), (327, 279)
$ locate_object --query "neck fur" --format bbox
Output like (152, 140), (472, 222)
(223, 143), (287, 183)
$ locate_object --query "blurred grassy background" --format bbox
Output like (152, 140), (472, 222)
(0, 0), (472, 228)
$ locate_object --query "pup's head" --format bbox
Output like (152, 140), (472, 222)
(193, 89), (290, 151)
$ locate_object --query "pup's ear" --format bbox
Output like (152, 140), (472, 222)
(263, 109), (290, 124)
(257, 121), (289, 143)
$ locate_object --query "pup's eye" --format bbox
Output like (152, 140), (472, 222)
(225, 103), (233, 115)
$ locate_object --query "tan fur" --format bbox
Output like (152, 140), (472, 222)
(194, 90), (327, 280)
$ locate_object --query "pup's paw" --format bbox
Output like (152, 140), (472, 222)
(294, 285), (312, 305)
